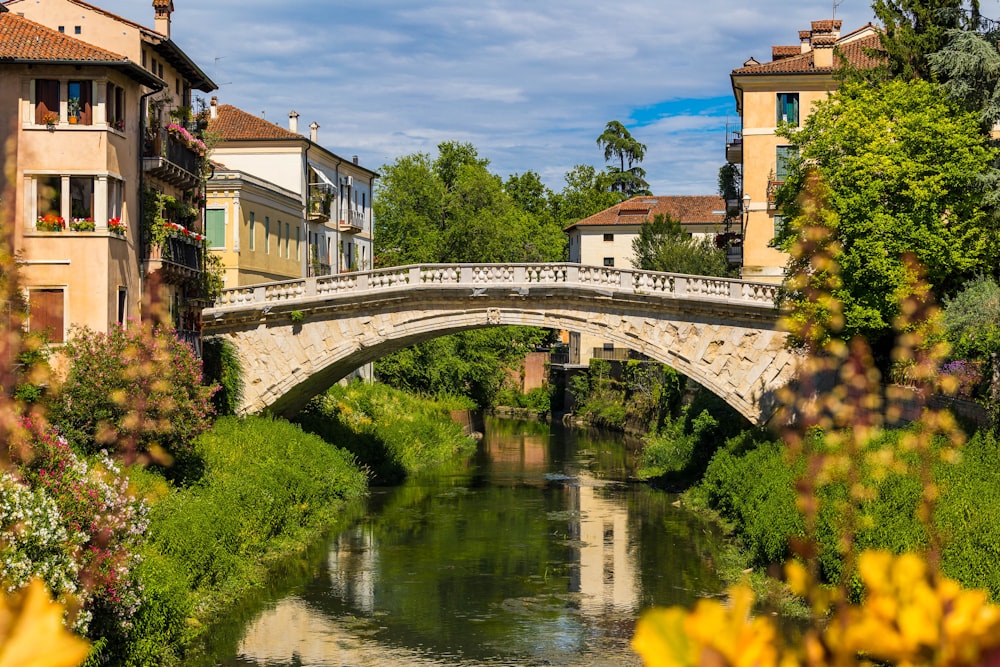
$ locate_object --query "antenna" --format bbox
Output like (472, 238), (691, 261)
(212, 56), (232, 87)
(833, 0), (843, 19)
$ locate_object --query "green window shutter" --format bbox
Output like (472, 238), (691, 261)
(206, 209), (226, 248)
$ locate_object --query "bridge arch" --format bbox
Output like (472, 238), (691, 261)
(202, 264), (799, 425)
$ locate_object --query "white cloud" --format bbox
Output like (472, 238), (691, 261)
(94, 0), (877, 194)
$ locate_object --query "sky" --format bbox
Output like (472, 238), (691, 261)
(89, 0), (885, 195)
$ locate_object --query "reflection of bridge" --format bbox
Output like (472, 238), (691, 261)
(202, 263), (798, 424)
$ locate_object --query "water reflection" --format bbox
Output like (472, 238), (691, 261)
(228, 418), (723, 666)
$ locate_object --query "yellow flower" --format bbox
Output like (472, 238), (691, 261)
(0, 580), (89, 667)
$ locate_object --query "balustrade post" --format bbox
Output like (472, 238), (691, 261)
(620, 269), (633, 293)
(409, 266), (421, 286)
(513, 265), (526, 284)
(305, 277), (317, 297)
(566, 264), (580, 286)
(730, 279), (743, 301)
(357, 272), (369, 291)
(460, 266), (473, 285)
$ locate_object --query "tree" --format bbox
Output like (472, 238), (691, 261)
(550, 164), (623, 229)
(929, 27), (1000, 128)
(776, 78), (1000, 348)
(632, 214), (732, 277)
(871, 0), (980, 81)
(596, 120), (650, 197)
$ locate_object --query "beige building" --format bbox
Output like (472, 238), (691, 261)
(206, 100), (377, 280)
(3, 0), (217, 349)
(729, 20), (880, 283)
(564, 195), (728, 364)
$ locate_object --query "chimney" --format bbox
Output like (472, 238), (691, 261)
(799, 30), (811, 53)
(210, 96), (218, 120)
(289, 110), (300, 134)
(812, 34), (836, 68)
(352, 155), (359, 165)
(153, 0), (173, 38)
(309, 121), (319, 143)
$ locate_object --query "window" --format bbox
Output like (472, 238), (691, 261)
(295, 226), (301, 260)
(107, 178), (123, 221)
(69, 177), (94, 220)
(264, 216), (270, 254)
(74, 26), (81, 35)
(775, 146), (797, 182)
(57, 25), (64, 33)
(142, 50), (147, 68)
(773, 215), (787, 239)
(117, 287), (127, 327)
(284, 222), (290, 258)
(603, 233), (614, 242)
(28, 289), (65, 344)
(67, 80), (93, 125)
(34, 79), (59, 125)
(206, 209), (226, 248)
(603, 257), (615, 267)
(106, 83), (126, 131)
(249, 212), (256, 251)
(777, 93), (799, 126)
(36, 176), (61, 221)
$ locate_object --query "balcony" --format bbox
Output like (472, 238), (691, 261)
(308, 187), (333, 222)
(726, 133), (743, 163)
(143, 128), (201, 188)
(766, 179), (784, 212)
(339, 208), (364, 234)
(307, 261), (332, 278)
(146, 233), (203, 284)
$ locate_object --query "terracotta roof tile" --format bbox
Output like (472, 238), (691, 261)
(732, 31), (883, 75)
(565, 195), (726, 230)
(207, 104), (303, 141)
(0, 11), (130, 62)
(811, 19), (842, 33)
(772, 45), (801, 60)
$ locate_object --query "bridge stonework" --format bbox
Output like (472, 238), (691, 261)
(202, 264), (800, 425)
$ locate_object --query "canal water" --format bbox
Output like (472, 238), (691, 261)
(208, 417), (727, 666)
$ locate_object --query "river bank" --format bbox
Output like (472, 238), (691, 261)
(112, 385), (476, 666)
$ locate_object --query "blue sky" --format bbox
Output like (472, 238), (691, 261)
(91, 0), (882, 195)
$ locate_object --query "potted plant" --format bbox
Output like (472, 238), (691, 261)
(108, 217), (127, 236)
(36, 214), (65, 232)
(70, 217), (95, 232)
(42, 112), (59, 128)
(67, 97), (81, 124)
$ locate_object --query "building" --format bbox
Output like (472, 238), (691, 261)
(206, 99), (377, 281)
(3, 0), (217, 350)
(728, 20), (881, 283)
(564, 195), (728, 364)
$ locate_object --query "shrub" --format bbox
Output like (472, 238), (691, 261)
(49, 324), (216, 475)
(297, 382), (475, 484)
(201, 336), (244, 416)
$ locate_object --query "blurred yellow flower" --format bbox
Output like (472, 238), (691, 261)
(0, 580), (89, 667)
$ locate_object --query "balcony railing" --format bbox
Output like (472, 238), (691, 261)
(308, 189), (332, 222)
(146, 233), (203, 283)
(766, 179), (784, 212)
(143, 128), (200, 187)
(726, 133), (743, 163)
(307, 261), (332, 278)
(339, 208), (364, 234)
(590, 348), (648, 362)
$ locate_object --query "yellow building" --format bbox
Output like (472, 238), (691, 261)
(729, 20), (880, 283)
(206, 99), (377, 280)
(206, 165), (304, 286)
(4, 0), (217, 349)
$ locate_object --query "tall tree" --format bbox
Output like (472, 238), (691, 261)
(596, 120), (650, 196)
(632, 214), (732, 277)
(871, 0), (980, 80)
(776, 78), (1000, 348)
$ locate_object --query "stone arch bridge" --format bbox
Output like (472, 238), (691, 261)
(202, 264), (799, 425)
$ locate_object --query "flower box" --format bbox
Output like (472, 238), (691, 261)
(36, 214), (65, 232)
(70, 217), (95, 232)
(108, 217), (127, 236)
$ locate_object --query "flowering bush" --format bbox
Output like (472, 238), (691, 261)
(36, 214), (65, 232)
(165, 122), (207, 155)
(48, 324), (216, 477)
(69, 217), (94, 232)
(0, 473), (82, 605)
(41, 111), (59, 127)
(940, 360), (983, 399)
(108, 217), (127, 236)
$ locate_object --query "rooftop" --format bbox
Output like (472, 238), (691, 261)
(565, 195), (727, 231)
